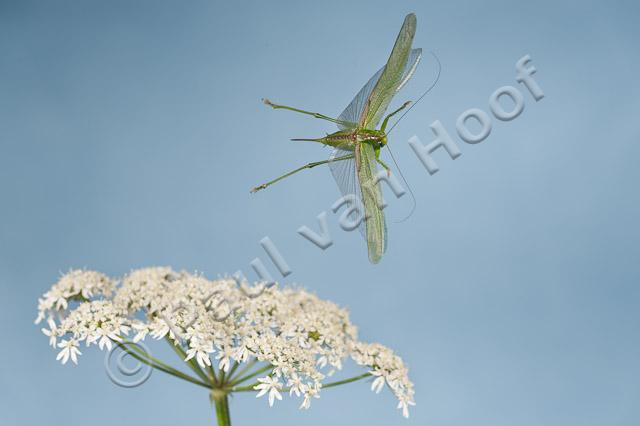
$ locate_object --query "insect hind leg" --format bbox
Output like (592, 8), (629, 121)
(251, 154), (355, 193)
(262, 98), (350, 126)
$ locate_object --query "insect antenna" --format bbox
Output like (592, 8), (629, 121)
(384, 51), (442, 223)
(387, 51), (442, 134)
(385, 143), (417, 223)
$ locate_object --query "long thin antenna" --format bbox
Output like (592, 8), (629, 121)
(385, 51), (442, 223)
(386, 143), (417, 223)
(387, 51), (442, 135)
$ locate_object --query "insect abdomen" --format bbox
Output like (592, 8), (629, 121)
(322, 131), (357, 149)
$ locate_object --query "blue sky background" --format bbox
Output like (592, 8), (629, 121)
(1, 1), (639, 425)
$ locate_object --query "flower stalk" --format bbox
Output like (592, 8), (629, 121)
(211, 390), (231, 426)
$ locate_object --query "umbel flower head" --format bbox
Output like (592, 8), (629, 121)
(36, 267), (416, 422)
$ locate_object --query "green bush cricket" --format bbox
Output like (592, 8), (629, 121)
(252, 13), (422, 264)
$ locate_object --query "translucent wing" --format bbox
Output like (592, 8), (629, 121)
(356, 143), (387, 263)
(328, 143), (387, 263)
(396, 48), (422, 94)
(337, 47), (422, 130)
(363, 13), (417, 128)
(328, 144), (366, 237)
(337, 68), (384, 130)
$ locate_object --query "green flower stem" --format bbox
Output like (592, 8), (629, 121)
(231, 372), (372, 393)
(164, 337), (212, 385)
(229, 380), (261, 392)
(321, 373), (371, 389)
(227, 361), (240, 380)
(121, 340), (190, 376)
(228, 364), (273, 386)
(121, 344), (205, 387)
(208, 361), (219, 386)
(116, 341), (211, 389)
(212, 391), (231, 426)
(228, 358), (257, 382)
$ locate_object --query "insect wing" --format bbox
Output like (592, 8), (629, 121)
(356, 143), (387, 263)
(337, 46), (421, 130)
(328, 144), (366, 236)
(362, 13), (417, 128)
(337, 68), (384, 130)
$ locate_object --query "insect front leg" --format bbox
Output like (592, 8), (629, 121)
(373, 145), (391, 177)
(376, 158), (392, 177)
(380, 101), (412, 132)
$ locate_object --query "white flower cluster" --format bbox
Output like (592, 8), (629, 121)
(35, 269), (115, 324)
(36, 267), (415, 417)
(352, 342), (416, 418)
